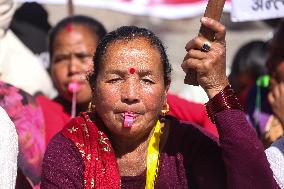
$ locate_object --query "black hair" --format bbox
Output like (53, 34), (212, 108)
(229, 40), (268, 82)
(13, 2), (51, 32)
(49, 15), (107, 60)
(88, 25), (172, 89)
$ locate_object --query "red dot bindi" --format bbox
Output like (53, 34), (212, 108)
(129, 68), (135, 74)
(66, 24), (73, 32)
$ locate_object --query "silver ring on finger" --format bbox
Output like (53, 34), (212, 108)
(201, 41), (211, 52)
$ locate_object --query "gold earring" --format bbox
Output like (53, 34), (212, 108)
(87, 101), (95, 113)
(161, 102), (170, 117)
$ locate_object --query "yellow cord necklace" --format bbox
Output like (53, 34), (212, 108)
(145, 120), (162, 189)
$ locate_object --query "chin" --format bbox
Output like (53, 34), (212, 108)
(76, 93), (91, 104)
(76, 98), (90, 106)
(119, 124), (147, 135)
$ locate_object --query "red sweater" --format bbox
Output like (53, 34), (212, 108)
(36, 95), (70, 145)
(41, 110), (279, 189)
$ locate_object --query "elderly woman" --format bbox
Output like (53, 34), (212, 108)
(41, 18), (278, 189)
(38, 15), (218, 147)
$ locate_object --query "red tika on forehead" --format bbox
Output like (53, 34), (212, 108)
(129, 68), (135, 74)
(66, 24), (73, 32)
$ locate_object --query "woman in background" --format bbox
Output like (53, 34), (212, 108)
(229, 40), (268, 110)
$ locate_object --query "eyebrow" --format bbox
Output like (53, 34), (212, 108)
(54, 51), (92, 56)
(104, 70), (126, 76)
(104, 69), (155, 76)
(137, 70), (155, 77)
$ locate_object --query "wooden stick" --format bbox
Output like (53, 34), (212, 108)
(68, 0), (74, 16)
(184, 0), (226, 85)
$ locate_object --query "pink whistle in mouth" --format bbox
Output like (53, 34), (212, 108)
(68, 82), (79, 93)
(123, 112), (134, 128)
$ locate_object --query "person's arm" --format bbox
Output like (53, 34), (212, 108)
(216, 108), (279, 188)
(0, 106), (18, 189)
(182, 17), (279, 188)
(186, 106), (279, 188)
(268, 82), (284, 126)
(41, 133), (84, 189)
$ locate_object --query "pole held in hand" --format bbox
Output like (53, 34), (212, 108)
(184, 0), (226, 85)
(68, 0), (74, 16)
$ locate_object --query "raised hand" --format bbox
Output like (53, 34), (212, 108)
(182, 17), (229, 99)
(268, 82), (284, 126)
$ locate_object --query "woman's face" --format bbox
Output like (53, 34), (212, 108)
(270, 61), (284, 89)
(93, 38), (167, 138)
(274, 61), (284, 82)
(51, 25), (97, 104)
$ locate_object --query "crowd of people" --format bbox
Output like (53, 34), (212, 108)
(1, 0), (284, 188)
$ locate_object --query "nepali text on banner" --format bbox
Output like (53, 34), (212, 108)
(231, 0), (284, 22)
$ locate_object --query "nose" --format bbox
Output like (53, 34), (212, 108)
(121, 79), (140, 105)
(68, 54), (86, 75)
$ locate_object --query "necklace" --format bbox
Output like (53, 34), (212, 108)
(145, 120), (162, 189)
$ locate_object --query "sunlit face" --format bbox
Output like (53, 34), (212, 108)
(274, 61), (284, 82)
(51, 25), (97, 104)
(270, 61), (284, 89)
(93, 38), (167, 138)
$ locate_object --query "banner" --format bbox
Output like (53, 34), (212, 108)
(231, 0), (284, 22)
(16, 0), (231, 20)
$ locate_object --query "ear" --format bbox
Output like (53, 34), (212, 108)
(162, 84), (170, 105)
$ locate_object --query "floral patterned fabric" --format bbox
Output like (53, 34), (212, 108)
(0, 81), (45, 187)
(61, 112), (120, 189)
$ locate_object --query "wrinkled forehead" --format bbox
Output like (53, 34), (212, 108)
(114, 38), (155, 54)
(96, 39), (163, 74)
(108, 37), (154, 48)
(55, 24), (98, 45)
(101, 38), (162, 67)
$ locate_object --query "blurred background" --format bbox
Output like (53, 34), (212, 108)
(13, 0), (280, 103)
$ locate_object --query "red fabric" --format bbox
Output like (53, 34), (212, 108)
(61, 112), (120, 189)
(37, 93), (218, 146)
(41, 111), (279, 189)
(167, 94), (218, 137)
(36, 95), (70, 145)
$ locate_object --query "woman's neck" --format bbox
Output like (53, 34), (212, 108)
(110, 127), (153, 158)
(109, 121), (168, 177)
(110, 127), (154, 176)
